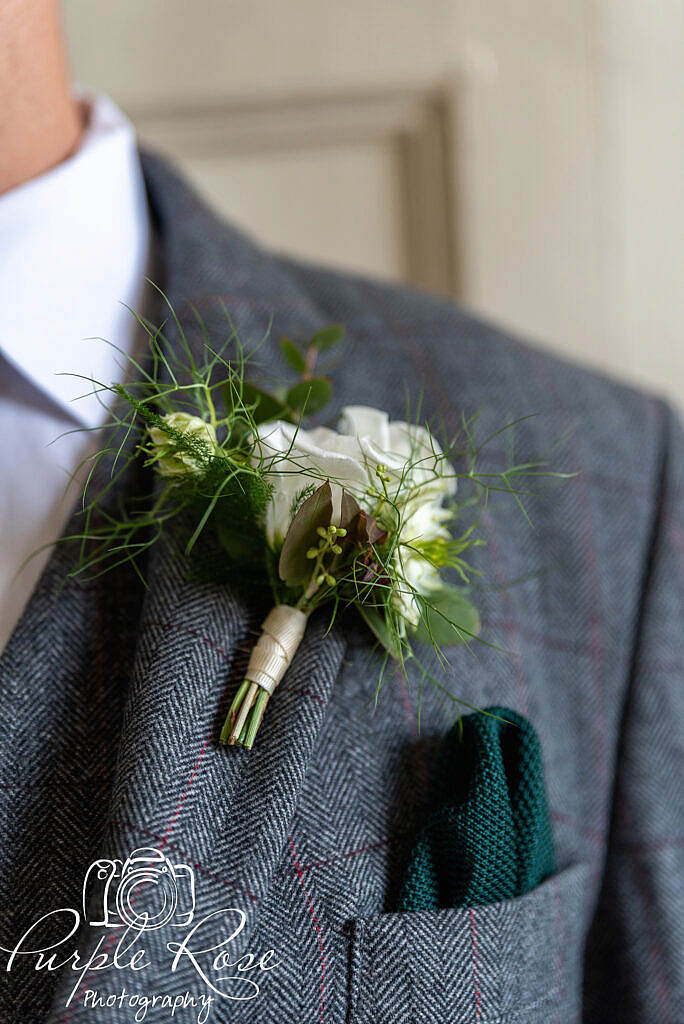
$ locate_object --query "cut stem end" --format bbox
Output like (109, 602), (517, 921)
(220, 679), (270, 749)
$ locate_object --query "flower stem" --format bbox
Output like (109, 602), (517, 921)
(243, 690), (270, 749)
(232, 681), (259, 743)
(219, 605), (308, 750)
(219, 681), (270, 749)
(220, 678), (250, 744)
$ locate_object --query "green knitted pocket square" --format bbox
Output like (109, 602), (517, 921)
(397, 707), (554, 911)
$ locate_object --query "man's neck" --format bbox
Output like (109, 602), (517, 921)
(0, 0), (83, 195)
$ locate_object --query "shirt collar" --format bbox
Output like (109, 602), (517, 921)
(0, 92), (150, 428)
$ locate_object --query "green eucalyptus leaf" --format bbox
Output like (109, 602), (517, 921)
(328, 489), (362, 574)
(309, 324), (345, 351)
(237, 381), (293, 425)
(353, 510), (387, 546)
(412, 586), (481, 646)
(278, 480), (333, 586)
(339, 489), (361, 529)
(286, 377), (332, 415)
(329, 490), (389, 577)
(279, 337), (307, 373)
(357, 604), (402, 660)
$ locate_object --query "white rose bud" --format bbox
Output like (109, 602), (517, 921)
(148, 411), (218, 477)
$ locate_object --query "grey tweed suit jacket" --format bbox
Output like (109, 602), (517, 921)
(0, 153), (682, 1024)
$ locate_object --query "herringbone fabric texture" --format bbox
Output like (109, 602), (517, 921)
(0, 152), (682, 1023)
(397, 707), (554, 911)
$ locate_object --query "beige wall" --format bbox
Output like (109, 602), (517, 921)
(66, 1), (683, 408)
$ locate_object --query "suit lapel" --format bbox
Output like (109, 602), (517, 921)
(102, 538), (348, 946)
(100, 153), (350, 941)
(0, 150), (352, 1019)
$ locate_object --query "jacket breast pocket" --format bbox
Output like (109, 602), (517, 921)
(347, 863), (590, 1024)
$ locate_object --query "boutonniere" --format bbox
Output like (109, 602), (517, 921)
(69, 296), (566, 749)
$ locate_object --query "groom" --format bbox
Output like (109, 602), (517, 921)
(1, 2), (681, 1022)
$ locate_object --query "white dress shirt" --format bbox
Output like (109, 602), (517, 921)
(0, 93), (150, 651)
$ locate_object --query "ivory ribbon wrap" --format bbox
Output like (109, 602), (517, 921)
(245, 605), (308, 695)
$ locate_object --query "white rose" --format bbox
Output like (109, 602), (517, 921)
(148, 411), (218, 477)
(253, 405), (455, 627)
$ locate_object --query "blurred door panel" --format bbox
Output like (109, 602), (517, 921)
(133, 92), (455, 293)
(65, 0), (684, 405)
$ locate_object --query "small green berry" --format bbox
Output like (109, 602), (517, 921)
(336, 527), (347, 537)
(316, 526), (328, 539)
(325, 574), (335, 587)
(332, 544), (343, 554)
(306, 548), (318, 559)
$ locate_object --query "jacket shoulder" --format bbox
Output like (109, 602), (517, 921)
(142, 149), (673, 490)
(277, 252), (672, 469)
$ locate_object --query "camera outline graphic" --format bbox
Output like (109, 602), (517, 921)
(82, 846), (196, 931)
